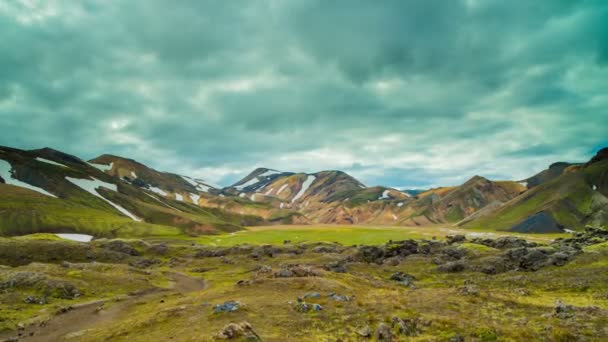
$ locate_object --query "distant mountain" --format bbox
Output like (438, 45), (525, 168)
(89, 154), (220, 202)
(1, 144), (605, 236)
(0, 147), (254, 237)
(394, 176), (525, 226)
(463, 148), (608, 232)
(521, 162), (578, 189)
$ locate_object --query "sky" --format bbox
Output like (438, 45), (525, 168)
(1, 0), (607, 189)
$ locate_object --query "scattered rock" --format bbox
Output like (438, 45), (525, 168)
(375, 323), (393, 342)
(24, 295), (48, 304)
(390, 272), (416, 287)
(273, 265), (319, 278)
(458, 281), (479, 296)
(383, 256), (404, 266)
(328, 292), (350, 301)
(302, 292), (320, 299)
(449, 335), (466, 342)
(220, 256), (235, 264)
(294, 302), (322, 313)
(194, 248), (227, 258)
(251, 245), (281, 259)
(213, 301), (242, 313)
(437, 260), (466, 273)
(472, 236), (537, 249)
(392, 317), (424, 336)
(553, 300), (574, 319)
(446, 235), (467, 244)
(312, 244), (338, 253)
(148, 243), (169, 255)
(324, 260), (347, 273)
(236, 279), (252, 286)
(100, 240), (141, 256)
(216, 321), (261, 340)
(356, 325), (371, 338)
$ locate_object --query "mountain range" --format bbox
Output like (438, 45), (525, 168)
(1, 145), (606, 237)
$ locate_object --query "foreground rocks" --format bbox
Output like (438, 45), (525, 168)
(216, 321), (261, 340)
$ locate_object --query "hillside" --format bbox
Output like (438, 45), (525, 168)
(0, 147), (251, 237)
(463, 148), (608, 232)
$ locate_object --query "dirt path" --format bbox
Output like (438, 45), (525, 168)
(0, 273), (206, 342)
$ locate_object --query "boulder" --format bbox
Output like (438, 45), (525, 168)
(100, 240), (140, 256)
(392, 317), (423, 336)
(213, 301), (241, 313)
(356, 326), (371, 338)
(437, 260), (466, 273)
(216, 321), (261, 340)
(389, 272), (416, 287)
(446, 235), (467, 244)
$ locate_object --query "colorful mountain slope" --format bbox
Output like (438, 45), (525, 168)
(463, 148), (608, 232)
(0, 147), (248, 237)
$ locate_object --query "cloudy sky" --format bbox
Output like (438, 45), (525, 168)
(1, 0), (607, 188)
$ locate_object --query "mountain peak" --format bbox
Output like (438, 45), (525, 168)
(587, 147), (608, 166)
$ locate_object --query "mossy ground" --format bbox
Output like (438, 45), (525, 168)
(0, 227), (606, 341)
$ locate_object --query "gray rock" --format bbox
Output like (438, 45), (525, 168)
(213, 301), (241, 313)
(390, 272), (416, 287)
(437, 260), (466, 273)
(375, 323), (393, 342)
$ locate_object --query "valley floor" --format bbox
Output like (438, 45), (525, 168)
(0, 226), (607, 341)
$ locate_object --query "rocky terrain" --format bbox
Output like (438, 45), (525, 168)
(0, 228), (607, 341)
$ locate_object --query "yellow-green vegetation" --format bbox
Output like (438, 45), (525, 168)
(1, 226), (605, 341)
(188, 225), (566, 246)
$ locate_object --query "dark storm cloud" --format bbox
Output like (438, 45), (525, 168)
(0, 0), (606, 187)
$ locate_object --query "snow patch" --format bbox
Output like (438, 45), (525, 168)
(234, 177), (260, 190)
(250, 194), (256, 201)
(234, 170), (281, 190)
(280, 203), (285, 209)
(190, 193), (200, 204)
(181, 175), (198, 187)
(592, 184), (598, 191)
(88, 162), (113, 172)
(291, 175), (316, 203)
(564, 229), (576, 234)
(277, 183), (289, 195)
(180, 175), (215, 191)
(175, 193), (183, 201)
(131, 171), (137, 179)
(258, 169), (281, 178)
(149, 186), (167, 196)
(519, 181), (528, 188)
(239, 193), (246, 198)
(66, 177), (141, 221)
(55, 234), (93, 242)
(378, 190), (391, 200)
(0, 159), (57, 197)
(36, 157), (67, 168)
(143, 193), (182, 212)
(264, 187), (274, 195)
(392, 214), (398, 221)
(397, 202), (404, 207)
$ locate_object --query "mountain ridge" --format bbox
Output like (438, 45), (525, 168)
(1, 144), (606, 236)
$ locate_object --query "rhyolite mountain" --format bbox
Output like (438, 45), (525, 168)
(462, 148), (608, 233)
(1, 144), (606, 237)
(0, 146), (255, 237)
